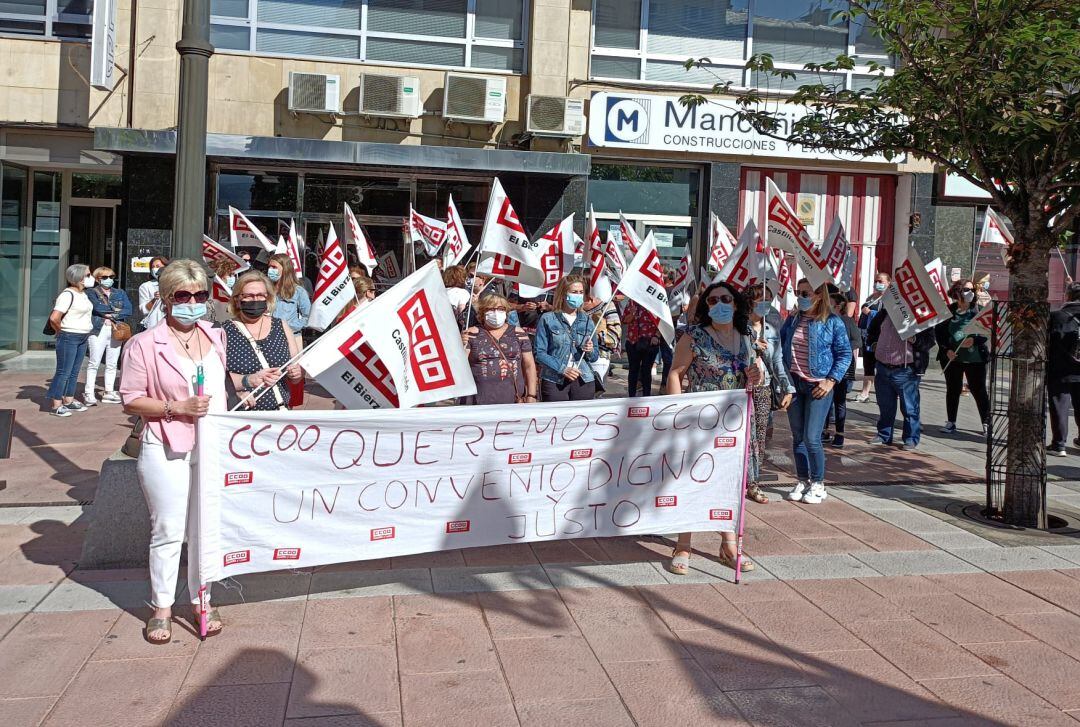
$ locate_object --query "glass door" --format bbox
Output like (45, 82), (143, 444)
(28, 171), (62, 348)
(0, 164), (28, 358)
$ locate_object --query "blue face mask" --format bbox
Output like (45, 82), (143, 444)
(797, 295), (814, 312)
(100, 278), (114, 289)
(709, 301), (735, 324)
(151, 266), (161, 279)
(268, 268), (282, 282)
(225, 275), (236, 288)
(566, 293), (584, 310)
(874, 282), (886, 292)
(754, 301), (772, 318)
(171, 303), (207, 325)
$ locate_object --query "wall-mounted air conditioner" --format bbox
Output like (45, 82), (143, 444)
(442, 72), (506, 124)
(288, 72), (340, 114)
(526, 95), (586, 137)
(359, 73), (422, 118)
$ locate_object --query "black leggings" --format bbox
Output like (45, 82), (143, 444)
(541, 376), (596, 402)
(944, 361), (989, 423)
(627, 339), (660, 397)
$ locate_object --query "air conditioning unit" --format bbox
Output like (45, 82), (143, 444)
(288, 72), (340, 114)
(359, 73), (422, 118)
(442, 72), (506, 124)
(526, 95), (586, 137)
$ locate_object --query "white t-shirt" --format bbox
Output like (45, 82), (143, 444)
(446, 287), (470, 312)
(53, 289), (93, 334)
(139, 280), (165, 329)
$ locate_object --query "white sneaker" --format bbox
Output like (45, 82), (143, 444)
(101, 392), (121, 404)
(941, 422), (956, 434)
(787, 480), (808, 502)
(802, 482), (828, 504)
(83, 396), (98, 406)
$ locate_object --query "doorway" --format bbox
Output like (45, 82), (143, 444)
(68, 204), (117, 272)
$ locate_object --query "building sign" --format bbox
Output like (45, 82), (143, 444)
(587, 92), (898, 164)
(90, 0), (118, 91)
(939, 172), (992, 201)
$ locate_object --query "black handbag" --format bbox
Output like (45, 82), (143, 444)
(42, 290), (74, 336)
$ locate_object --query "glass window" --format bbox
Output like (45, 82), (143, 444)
(368, 0), (467, 38)
(302, 176), (411, 216)
(588, 164), (699, 219)
(851, 7), (894, 67)
(594, 0), (640, 50)
(258, 0), (362, 30)
(415, 179), (490, 221)
(1, 0), (91, 38)
(475, 0), (522, 40)
(217, 171), (298, 213)
(744, 0), (847, 66)
(0, 164), (28, 356)
(28, 171), (61, 346)
(751, 69), (844, 93)
(645, 60), (741, 86)
(367, 37), (465, 67)
(71, 173), (122, 199)
(210, 0), (247, 16)
(591, 56), (639, 80)
(257, 29), (363, 59)
(645, 0), (746, 59)
(211, 24), (250, 50)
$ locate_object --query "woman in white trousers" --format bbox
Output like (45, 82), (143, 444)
(85, 266), (133, 404)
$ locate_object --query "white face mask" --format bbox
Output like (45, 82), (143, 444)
(484, 310), (507, 328)
(83, 275), (95, 288)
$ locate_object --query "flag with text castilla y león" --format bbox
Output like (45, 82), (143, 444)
(299, 262), (475, 409)
(442, 195), (472, 268)
(229, 206), (276, 252)
(618, 232), (676, 345)
(201, 235), (250, 274)
(306, 224), (353, 332)
(409, 207), (448, 258)
(709, 212), (738, 272)
(714, 220), (781, 296)
(882, 246), (952, 340)
(764, 178), (832, 291)
(518, 214), (576, 299)
(585, 206), (613, 301)
(476, 178), (546, 288)
(821, 217), (856, 293)
(619, 212), (642, 257)
(344, 203), (378, 276)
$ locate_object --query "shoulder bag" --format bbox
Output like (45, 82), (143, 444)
(229, 320), (287, 409)
(43, 290), (74, 336)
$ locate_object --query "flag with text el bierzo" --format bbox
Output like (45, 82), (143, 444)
(518, 214), (576, 299)
(476, 178), (546, 288)
(306, 224), (352, 332)
(619, 233), (676, 345)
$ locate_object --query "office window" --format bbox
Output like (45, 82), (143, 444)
(212, 0), (528, 72)
(591, 0), (893, 92)
(0, 0), (92, 39)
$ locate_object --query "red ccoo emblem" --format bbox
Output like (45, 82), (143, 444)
(273, 548), (301, 560)
(508, 452), (532, 464)
(709, 509), (734, 521)
(628, 406), (649, 417)
(570, 448), (593, 460)
(370, 526), (396, 541)
(445, 520), (471, 534)
(224, 471), (253, 486)
(655, 495), (678, 508)
(223, 550), (250, 566)
(713, 436), (736, 448)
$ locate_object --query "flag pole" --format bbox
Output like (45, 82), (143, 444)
(574, 284), (620, 369)
(1055, 246), (1070, 277)
(231, 335), (320, 411)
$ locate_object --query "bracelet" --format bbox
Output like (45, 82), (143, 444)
(163, 400), (173, 423)
(241, 374), (251, 390)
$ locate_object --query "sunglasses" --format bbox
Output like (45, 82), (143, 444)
(706, 294), (734, 305)
(172, 290), (210, 304)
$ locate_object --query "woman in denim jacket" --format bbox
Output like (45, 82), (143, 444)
(85, 266), (133, 404)
(533, 275), (599, 401)
(779, 278), (852, 505)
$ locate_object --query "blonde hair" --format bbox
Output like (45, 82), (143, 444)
(352, 275), (375, 300)
(553, 274), (586, 311)
(92, 266), (116, 279)
(797, 278), (833, 322)
(477, 294), (510, 318)
(443, 265), (467, 289)
(158, 259), (208, 302)
(229, 270), (277, 319)
(268, 253), (298, 300)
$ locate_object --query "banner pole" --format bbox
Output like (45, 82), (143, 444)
(734, 388), (754, 585)
(575, 285), (621, 368)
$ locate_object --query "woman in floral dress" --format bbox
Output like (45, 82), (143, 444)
(459, 294), (539, 406)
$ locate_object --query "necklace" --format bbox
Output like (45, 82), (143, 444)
(170, 325), (204, 362)
(244, 317), (268, 348)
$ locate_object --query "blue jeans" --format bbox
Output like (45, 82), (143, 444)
(787, 377), (835, 482)
(875, 362), (922, 445)
(47, 331), (90, 400)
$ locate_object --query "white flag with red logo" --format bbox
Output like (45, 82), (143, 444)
(343, 203), (378, 276)
(714, 220), (780, 296)
(273, 220), (304, 279)
(306, 224), (354, 332)
(618, 233), (675, 345)
(765, 178), (832, 290)
(670, 249), (695, 295)
(442, 195), (472, 268)
(619, 213), (641, 256)
(709, 212), (738, 272)
(518, 214), (576, 299)
(476, 178), (545, 287)
(980, 208), (1013, 246)
(409, 207), (448, 257)
(202, 235), (250, 274)
(229, 207), (275, 252)
(882, 246), (952, 340)
(585, 206), (613, 301)
(298, 305), (400, 409)
(210, 275), (232, 321)
(926, 257), (950, 301)
(605, 232), (627, 285)
(821, 217), (856, 293)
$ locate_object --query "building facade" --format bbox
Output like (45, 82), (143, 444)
(2, 0), (1069, 359)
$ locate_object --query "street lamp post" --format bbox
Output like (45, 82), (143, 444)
(171, 0), (214, 261)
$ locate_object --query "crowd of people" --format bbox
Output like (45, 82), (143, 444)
(41, 249), (1080, 643)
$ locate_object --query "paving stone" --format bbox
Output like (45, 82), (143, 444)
(529, 538), (610, 565)
(605, 659), (746, 726)
(430, 565), (553, 594)
(0, 584), (53, 614)
(734, 598), (866, 654)
(0, 611), (118, 698)
(949, 546), (1077, 572)
(919, 675), (1078, 726)
(396, 613), (498, 674)
(888, 593), (1030, 645)
(830, 494), (917, 512)
(713, 579), (805, 604)
(1038, 545), (1080, 566)
(287, 646), (399, 718)
(0, 697), (57, 727)
(792, 535), (876, 553)
(43, 655), (192, 726)
(925, 573), (1063, 616)
(995, 570), (1080, 615)
(844, 619), (998, 681)
(850, 550), (981, 577)
(392, 593), (479, 620)
(648, 554), (776, 584)
(400, 671), (517, 727)
(915, 530), (1002, 551)
(966, 640), (1080, 710)
(299, 598), (394, 651)
(1002, 611), (1080, 661)
(870, 509), (965, 534)
(183, 602), (305, 687)
(787, 579), (908, 625)
(284, 714), (401, 726)
(214, 572), (312, 605)
(460, 543), (540, 567)
(477, 589), (579, 639)
(0, 551), (76, 587)
(309, 568), (432, 598)
(495, 636), (617, 704)
(32, 579), (149, 613)
(517, 698), (635, 727)
(0, 508), (41, 525)
(567, 593), (688, 663)
(674, 626), (814, 691)
(637, 584), (756, 633)
(829, 521), (937, 552)
(753, 554), (883, 580)
(726, 686), (861, 727)
(169, 683), (290, 727)
(543, 562), (667, 589)
(857, 575), (954, 599)
(90, 608), (202, 661)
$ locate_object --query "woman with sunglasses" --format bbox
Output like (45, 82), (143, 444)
(120, 260), (228, 644)
(226, 271), (303, 410)
(666, 281), (764, 575)
(934, 278), (990, 435)
(778, 279), (853, 505)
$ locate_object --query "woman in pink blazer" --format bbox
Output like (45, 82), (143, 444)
(120, 259), (229, 644)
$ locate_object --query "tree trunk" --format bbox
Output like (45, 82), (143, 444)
(1002, 234), (1052, 528)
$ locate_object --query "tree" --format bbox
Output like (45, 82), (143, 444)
(682, 1), (1080, 527)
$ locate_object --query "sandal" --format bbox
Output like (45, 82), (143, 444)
(718, 549), (755, 572)
(189, 607), (224, 637)
(667, 550), (691, 576)
(747, 485), (769, 504)
(145, 617), (172, 645)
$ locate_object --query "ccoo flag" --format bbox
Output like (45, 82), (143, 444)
(708, 212), (738, 272)
(764, 178), (832, 290)
(585, 206), (613, 301)
(344, 203), (378, 276)
(306, 224), (353, 331)
(518, 214), (576, 299)
(618, 232), (676, 345)
(882, 246), (952, 340)
(476, 178), (546, 288)
(229, 207), (276, 252)
(442, 195), (472, 267)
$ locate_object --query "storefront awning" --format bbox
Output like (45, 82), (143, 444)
(93, 128), (590, 177)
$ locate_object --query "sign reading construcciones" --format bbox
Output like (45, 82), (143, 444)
(587, 92), (896, 164)
(196, 391), (750, 581)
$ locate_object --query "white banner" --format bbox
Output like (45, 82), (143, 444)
(765, 178), (831, 290)
(518, 214), (576, 298)
(196, 390), (750, 581)
(344, 203), (379, 276)
(619, 233), (676, 345)
(229, 207), (276, 252)
(883, 246), (952, 340)
(307, 224), (352, 331)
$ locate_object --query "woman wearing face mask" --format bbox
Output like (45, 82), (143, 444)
(824, 291), (863, 448)
(779, 279), (853, 505)
(84, 266), (133, 405)
(667, 282), (764, 574)
(459, 294), (538, 406)
(267, 253), (311, 334)
(934, 279), (990, 434)
(46, 264), (96, 416)
(748, 285), (794, 501)
(207, 258), (240, 323)
(533, 275), (599, 401)
(120, 260), (228, 644)
(975, 275), (993, 308)
(443, 265), (471, 329)
(225, 271), (303, 410)
(856, 272), (890, 402)
(137, 256), (170, 329)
